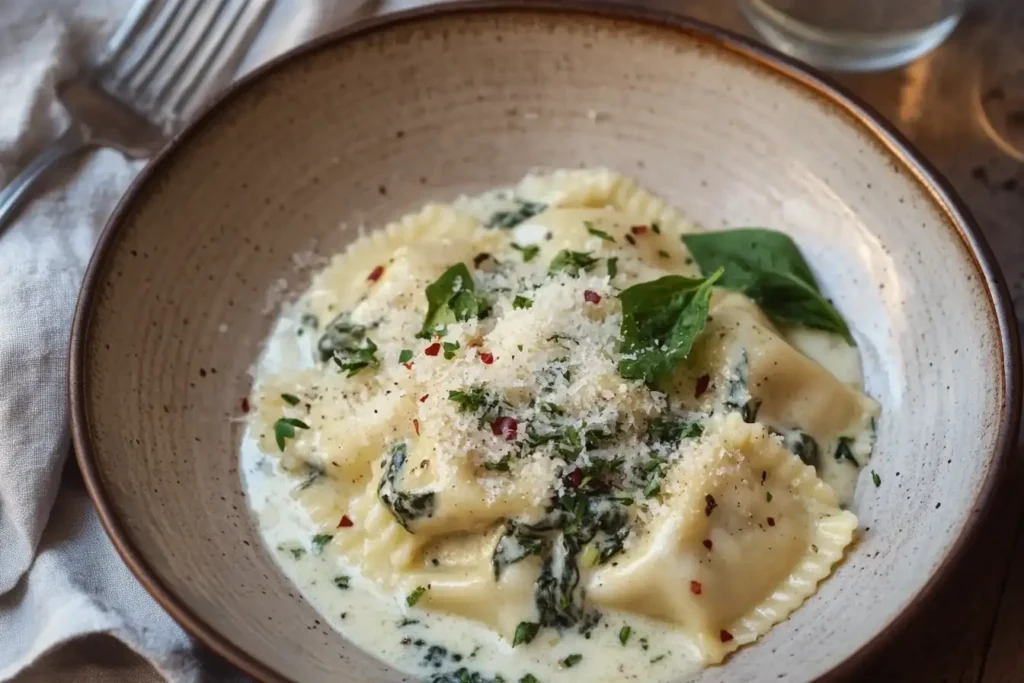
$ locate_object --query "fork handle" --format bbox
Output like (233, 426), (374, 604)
(0, 126), (91, 232)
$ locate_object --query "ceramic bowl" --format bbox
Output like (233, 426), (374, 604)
(69, 3), (1020, 682)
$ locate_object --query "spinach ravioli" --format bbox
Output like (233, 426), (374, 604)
(243, 169), (879, 683)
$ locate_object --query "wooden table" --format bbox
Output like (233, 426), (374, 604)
(673, 1), (1024, 680)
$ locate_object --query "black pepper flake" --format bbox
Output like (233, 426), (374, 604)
(625, 234), (637, 246)
(767, 516), (775, 527)
(704, 494), (717, 516)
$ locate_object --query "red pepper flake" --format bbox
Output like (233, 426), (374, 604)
(491, 416), (518, 441)
(704, 494), (717, 516)
(403, 362), (414, 370)
(767, 517), (776, 527)
(690, 581), (702, 595)
(720, 630), (734, 643)
(479, 352), (495, 365)
(367, 265), (385, 282)
(419, 394), (429, 403)
(413, 418), (420, 435)
(240, 397), (250, 413)
(424, 343), (441, 357)
(694, 374), (710, 398)
(583, 290), (602, 304)
(630, 225), (648, 235)
(337, 515), (354, 528)
(566, 467), (583, 488)
(702, 539), (713, 551)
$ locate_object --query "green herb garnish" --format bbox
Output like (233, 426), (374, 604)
(511, 243), (540, 263)
(273, 417), (310, 452)
(651, 222), (662, 234)
(835, 437), (859, 466)
(607, 257), (618, 279)
(872, 470), (881, 487)
(333, 575), (350, 589)
(311, 533), (333, 554)
(617, 268), (723, 383)
(513, 295), (533, 310)
(619, 625), (632, 645)
(682, 229), (852, 342)
(513, 621), (540, 647)
(560, 654), (582, 668)
(419, 263), (483, 338)
(549, 250), (598, 277)
(584, 221), (615, 242)
(488, 200), (546, 229)
(407, 585), (428, 606)
(398, 349), (413, 363)
(378, 443), (436, 531)
(280, 393), (301, 406)
(520, 676), (539, 683)
(766, 491), (773, 502)
(448, 386), (488, 413)
(443, 341), (460, 360)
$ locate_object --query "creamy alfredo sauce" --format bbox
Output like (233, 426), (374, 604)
(241, 170), (878, 683)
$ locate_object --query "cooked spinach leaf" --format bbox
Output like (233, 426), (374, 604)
(617, 269), (723, 383)
(681, 229), (852, 343)
(487, 200), (546, 229)
(331, 337), (379, 377)
(513, 621), (540, 647)
(420, 263), (484, 338)
(316, 313), (379, 376)
(835, 436), (859, 466)
(377, 442), (436, 531)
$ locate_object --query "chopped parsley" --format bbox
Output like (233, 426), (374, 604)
(651, 222), (661, 234)
(311, 533), (333, 554)
(443, 341), (460, 360)
(398, 349), (413, 363)
(512, 621), (540, 647)
(487, 200), (546, 229)
(406, 585), (428, 606)
(606, 257), (618, 279)
(511, 243), (540, 263)
(618, 625), (632, 645)
(333, 575), (350, 589)
(273, 417), (309, 452)
(584, 221), (615, 242)
(520, 676), (539, 683)
(549, 250), (598, 276)
(560, 654), (582, 668)
(766, 491), (773, 502)
(657, 249), (670, 259)
(316, 313), (379, 376)
(280, 393), (301, 406)
(513, 295), (533, 310)
(872, 470), (882, 487)
(448, 386), (489, 413)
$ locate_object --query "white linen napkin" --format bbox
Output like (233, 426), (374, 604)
(0, 1), (433, 680)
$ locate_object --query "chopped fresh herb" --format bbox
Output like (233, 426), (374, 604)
(584, 221), (615, 242)
(643, 468), (663, 499)
(618, 625), (632, 645)
(483, 455), (512, 472)
(316, 312), (376, 371)
(333, 575), (350, 589)
(520, 676), (539, 683)
(295, 462), (325, 491)
(617, 269), (724, 383)
(511, 243), (540, 263)
(397, 618), (419, 628)
(448, 386), (489, 413)
(872, 470), (882, 487)
(378, 443), (436, 530)
(513, 295), (533, 309)
(277, 543), (305, 560)
(784, 430), (819, 467)
(513, 621), (540, 647)
(420, 263), (485, 338)
(300, 312), (319, 330)
(273, 417), (310, 452)
(646, 414), (702, 444)
(650, 654), (666, 664)
(488, 200), (546, 229)
(682, 229), (853, 343)
(331, 336), (379, 376)
(311, 533), (333, 554)
(407, 585), (428, 606)
(549, 250), (599, 277)
(835, 437), (859, 466)
(657, 249), (670, 259)
(766, 491), (773, 502)
(560, 654), (582, 668)
(443, 341), (461, 360)
(640, 637), (649, 650)
(280, 393), (301, 406)
(398, 349), (414, 363)
(651, 222), (662, 234)
(607, 257), (618, 279)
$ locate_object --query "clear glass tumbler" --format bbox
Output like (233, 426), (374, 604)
(737, 0), (969, 72)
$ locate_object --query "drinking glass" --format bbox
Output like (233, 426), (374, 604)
(737, 0), (969, 72)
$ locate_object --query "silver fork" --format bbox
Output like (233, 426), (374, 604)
(0, 0), (274, 230)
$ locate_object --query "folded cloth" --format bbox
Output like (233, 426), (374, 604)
(0, 0), (427, 680)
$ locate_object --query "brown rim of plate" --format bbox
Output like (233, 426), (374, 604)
(68, 1), (1022, 682)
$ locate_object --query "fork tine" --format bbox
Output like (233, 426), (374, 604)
(146, 0), (232, 110)
(108, 0), (188, 87)
(131, 0), (205, 99)
(93, 0), (156, 67)
(166, 0), (273, 118)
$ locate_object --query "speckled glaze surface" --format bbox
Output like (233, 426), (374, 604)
(69, 3), (1020, 682)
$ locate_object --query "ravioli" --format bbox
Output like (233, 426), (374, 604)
(246, 169), (879, 682)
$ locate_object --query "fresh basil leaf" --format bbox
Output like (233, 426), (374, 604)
(419, 264), (481, 337)
(443, 340), (460, 360)
(398, 349), (413, 363)
(681, 229), (852, 342)
(273, 417), (309, 451)
(549, 250), (598, 277)
(617, 268), (723, 383)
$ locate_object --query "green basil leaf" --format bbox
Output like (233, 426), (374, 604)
(617, 268), (723, 383)
(681, 228), (852, 343)
(420, 264), (481, 337)
(549, 250), (598, 277)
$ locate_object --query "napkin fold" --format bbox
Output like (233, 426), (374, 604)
(0, 1), (410, 680)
